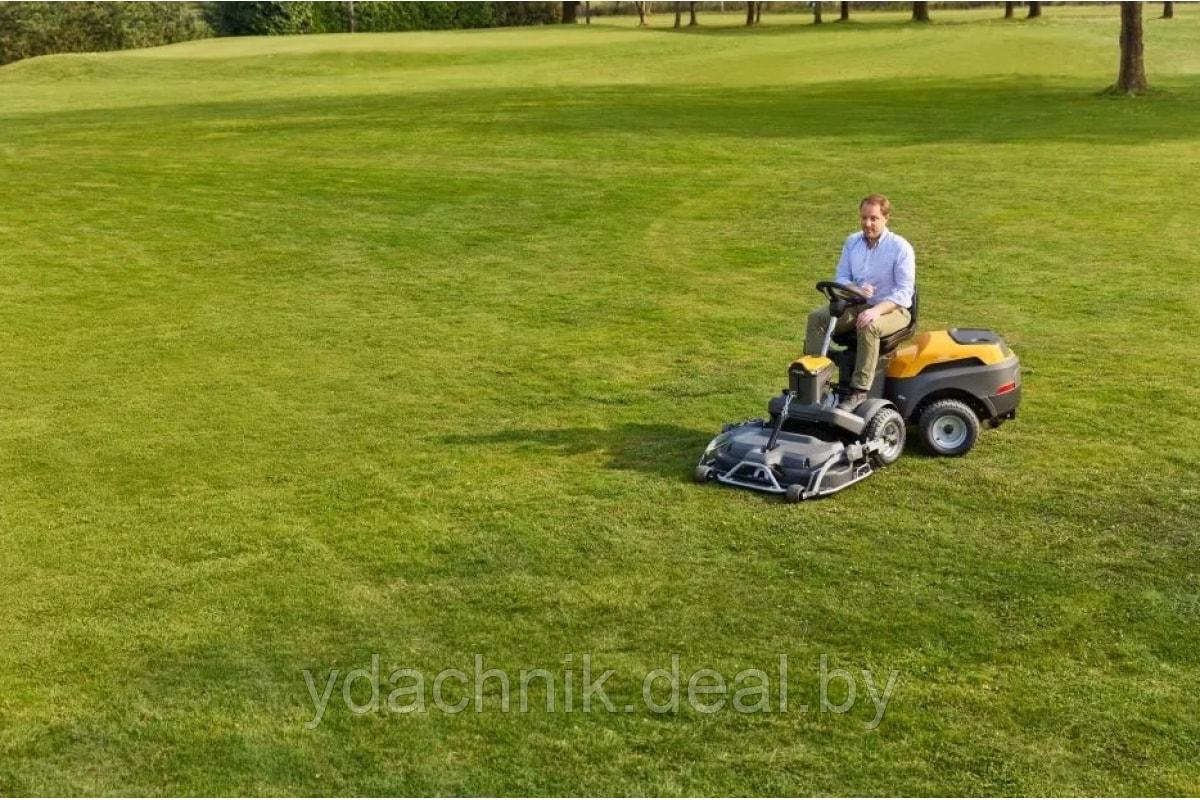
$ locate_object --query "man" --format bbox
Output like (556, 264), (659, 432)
(804, 194), (915, 410)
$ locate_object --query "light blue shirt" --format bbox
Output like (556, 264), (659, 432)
(833, 229), (916, 309)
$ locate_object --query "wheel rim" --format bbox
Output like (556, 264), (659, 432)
(878, 419), (904, 461)
(930, 414), (968, 450)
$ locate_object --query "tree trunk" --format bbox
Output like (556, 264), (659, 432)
(1114, 1), (1148, 94)
(586, 1), (591, 24)
(911, 2), (929, 23)
(1163, 2), (1174, 19)
(813, 2), (822, 24)
(636, 1), (647, 25)
(1027, 1), (1041, 18)
(840, 2), (849, 21)
(1004, 2), (1013, 19)
(745, 1), (755, 26)
(755, 1), (762, 24)
(674, 1), (681, 27)
(562, 1), (579, 23)
(347, 0), (355, 32)
(689, 2), (697, 25)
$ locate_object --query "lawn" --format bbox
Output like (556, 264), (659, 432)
(1, 4), (1198, 795)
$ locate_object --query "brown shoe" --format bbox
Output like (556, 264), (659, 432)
(836, 389), (867, 411)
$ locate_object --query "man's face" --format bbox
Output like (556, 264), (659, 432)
(859, 203), (888, 241)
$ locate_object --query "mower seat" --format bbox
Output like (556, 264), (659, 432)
(832, 286), (919, 356)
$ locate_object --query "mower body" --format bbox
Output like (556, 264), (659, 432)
(881, 328), (1021, 426)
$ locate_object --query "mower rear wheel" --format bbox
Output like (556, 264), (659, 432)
(864, 407), (906, 466)
(918, 399), (979, 457)
(693, 464), (715, 483)
(785, 484), (806, 503)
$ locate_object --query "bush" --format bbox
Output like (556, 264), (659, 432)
(203, 2), (314, 36)
(492, 2), (560, 26)
(0, 2), (210, 66)
(454, 3), (498, 29)
(0, 1), (561, 66)
(299, 2), (556, 35)
(268, 2), (534, 36)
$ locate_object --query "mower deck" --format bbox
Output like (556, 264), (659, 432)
(696, 417), (884, 502)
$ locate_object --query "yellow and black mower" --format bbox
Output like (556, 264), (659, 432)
(695, 281), (1021, 502)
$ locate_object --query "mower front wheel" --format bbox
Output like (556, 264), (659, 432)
(864, 407), (906, 466)
(918, 399), (980, 457)
(693, 465), (715, 483)
(785, 484), (806, 503)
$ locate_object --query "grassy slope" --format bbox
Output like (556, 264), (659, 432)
(1, 5), (1198, 795)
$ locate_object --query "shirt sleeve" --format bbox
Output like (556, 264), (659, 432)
(834, 237), (853, 284)
(887, 241), (915, 308)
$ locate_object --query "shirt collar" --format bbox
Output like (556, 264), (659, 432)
(863, 228), (890, 249)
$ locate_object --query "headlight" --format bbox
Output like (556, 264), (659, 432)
(703, 433), (731, 460)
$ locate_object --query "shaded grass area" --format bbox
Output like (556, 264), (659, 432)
(10, 76), (1200, 143)
(1, 6), (1199, 796)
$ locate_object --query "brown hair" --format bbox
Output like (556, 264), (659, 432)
(859, 194), (892, 217)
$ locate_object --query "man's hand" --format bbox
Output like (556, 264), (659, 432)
(858, 282), (875, 298)
(855, 305), (883, 329)
(856, 299), (898, 329)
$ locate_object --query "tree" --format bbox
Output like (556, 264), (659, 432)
(1163, 2), (1174, 19)
(1004, 2), (1013, 19)
(635, 0), (647, 25)
(911, 2), (929, 23)
(745, 1), (755, 26)
(1111, 1), (1148, 95)
(585, 1), (591, 23)
(688, 2), (697, 26)
(674, 1), (681, 28)
(755, 1), (762, 24)
(839, 2), (849, 22)
(813, 2), (822, 24)
(562, 1), (578, 23)
(1027, 2), (1041, 19)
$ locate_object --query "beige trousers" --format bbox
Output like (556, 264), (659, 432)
(804, 305), (911, 390)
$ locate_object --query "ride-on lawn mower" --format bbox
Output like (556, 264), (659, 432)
(695, 281), (1022, 502)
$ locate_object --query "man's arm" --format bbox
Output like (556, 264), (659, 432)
(856, 242), (913, 328)
(834, 238), (853, 284)
(885, 241), (916, 308)
(834, 236), (876, 295)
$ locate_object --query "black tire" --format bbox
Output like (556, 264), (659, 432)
(785, 484), (806, 503)
(863, 406), (906, 466)
(918, 399), (980, 457)
(693, 464), (715, 483)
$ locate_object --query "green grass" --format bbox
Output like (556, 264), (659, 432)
(2, 5), (1199, 795)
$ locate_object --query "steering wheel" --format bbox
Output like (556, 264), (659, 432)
(815, 281), (870, 306)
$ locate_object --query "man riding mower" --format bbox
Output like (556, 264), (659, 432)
(694, 280), (1022, 502)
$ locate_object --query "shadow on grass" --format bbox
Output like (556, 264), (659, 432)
(6, 76), (1200, 146)
(445, 422), (940, 489)
(443, 422), (714, 481)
